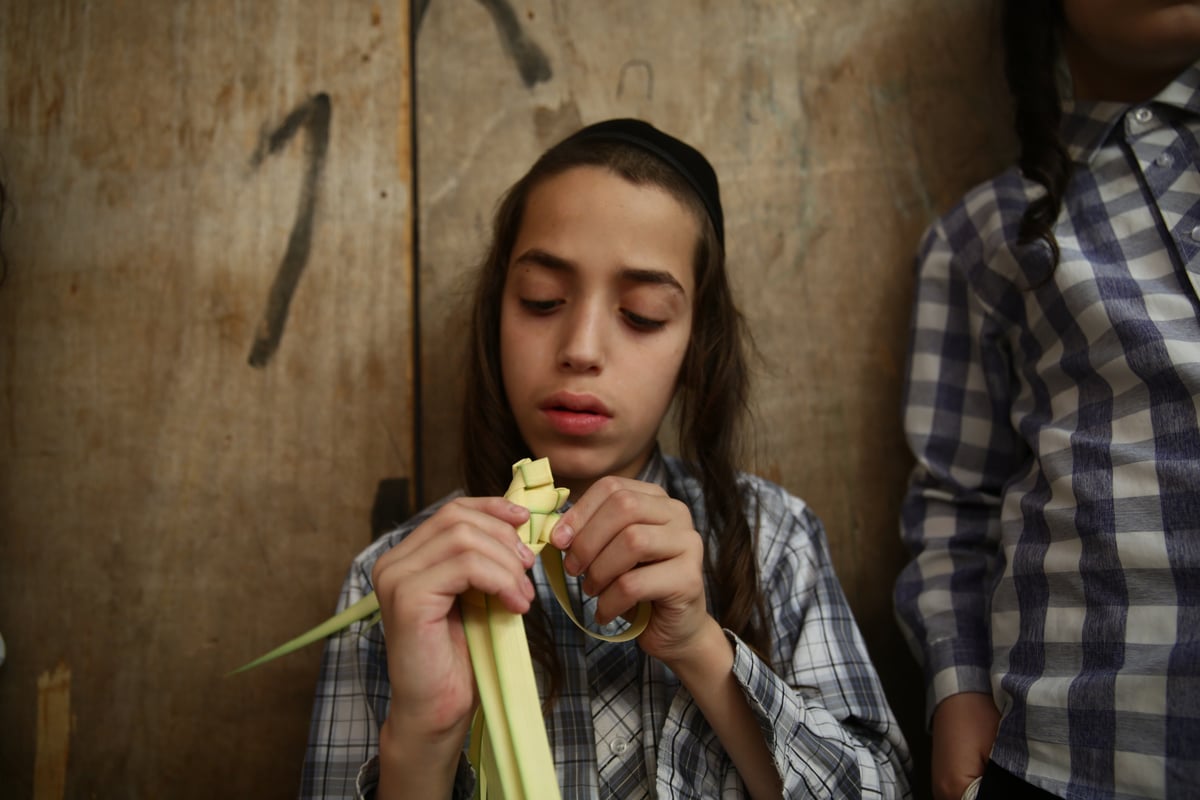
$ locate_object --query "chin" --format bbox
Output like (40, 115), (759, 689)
(530, 445), (597, 475)
(525, 443), (611, 489)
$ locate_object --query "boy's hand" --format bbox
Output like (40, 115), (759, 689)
(550, 475), (709, 665)
(372, 497), (534, 738)
(931, 692), (1001, 800)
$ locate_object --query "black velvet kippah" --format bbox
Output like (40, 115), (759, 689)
(562, 118), (725, 248)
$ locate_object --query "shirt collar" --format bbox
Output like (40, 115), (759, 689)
(558, 446), (669, 512)
(635, 445), (669, 491)
(1061, 59), (1200, 165)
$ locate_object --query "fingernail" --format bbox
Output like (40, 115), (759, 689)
(516, 542), (535, 566)
(563, 554), (580, 576)
(551, 521), (575, 549)
(509, 502), (529, 517)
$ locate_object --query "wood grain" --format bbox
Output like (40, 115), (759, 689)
(0, 2), (414, 796)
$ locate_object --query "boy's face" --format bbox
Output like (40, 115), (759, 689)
(499, 165), (697, 497)
(1062, 0), (1200, 100)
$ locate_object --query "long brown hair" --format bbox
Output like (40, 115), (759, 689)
(459, 129), (772, 690)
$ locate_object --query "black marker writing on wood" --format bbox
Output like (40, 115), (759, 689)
(247, 92), (331, 368)
(475, 0), (551, 87)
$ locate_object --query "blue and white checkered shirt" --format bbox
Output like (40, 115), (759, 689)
(301, 451), (912, 798)
(895, 62), (1200, 799)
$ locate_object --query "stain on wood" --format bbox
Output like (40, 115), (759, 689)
(34, 663), (71, 800)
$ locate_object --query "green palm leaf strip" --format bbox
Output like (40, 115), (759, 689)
(226, 592), (380, 675)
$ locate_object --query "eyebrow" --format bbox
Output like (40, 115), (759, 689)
(512, 248), (686, 294)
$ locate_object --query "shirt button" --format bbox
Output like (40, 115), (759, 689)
(1191, 225), (1200, 242)
(1156, 152), (1174, 167)
(610, 738), (629, 755)
(1133, 107), (1154, 124)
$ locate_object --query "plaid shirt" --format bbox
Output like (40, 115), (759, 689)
(895, 63), (1200, 799)
(301, 451), (912, 798)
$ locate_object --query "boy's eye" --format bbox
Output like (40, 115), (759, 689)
(520, 298), (560, 313)
(622, 310), (666, 331)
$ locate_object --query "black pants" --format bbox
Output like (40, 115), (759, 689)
(976, 760), (1061, 800)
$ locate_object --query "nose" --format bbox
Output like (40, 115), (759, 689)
(558, 300), (605, 373)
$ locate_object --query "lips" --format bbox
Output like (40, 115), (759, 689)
(540, 392), (612, 436)
(542, 392), (611, 416)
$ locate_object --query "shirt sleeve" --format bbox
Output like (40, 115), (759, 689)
(297, 561), (386, 799)
(893, 219), (1027, 723)
(753, 501), (913, 798)
(657, 489), (913, 799)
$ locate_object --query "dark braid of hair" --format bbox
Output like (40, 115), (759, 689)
(1003, 0), (1072, 266)
(674, 234), (772, 665)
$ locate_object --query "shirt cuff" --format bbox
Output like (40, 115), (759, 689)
(355, 756), (379, 799)
(454, 752), (477, 800)
(926, 657), (993, 724)
(353, 751), (477, 800)
(725, 628), (787, 764)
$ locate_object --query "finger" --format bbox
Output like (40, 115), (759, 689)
(378, 543), (536, 622)
(373, 515), (537, 615)
(578, 520), (690, 597)
(422, 550), (536, 614)
(562, 486), (679, 577)
(374, 497), (533, 580)
(561, 491), (686, 578)
(423, 496), (533, 552)
(551, 476), (665, 550)
(592, 557), (700, 626)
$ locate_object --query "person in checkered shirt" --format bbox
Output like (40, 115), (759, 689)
(300, 119), (912, 799)
(894, 2), (1200, 799)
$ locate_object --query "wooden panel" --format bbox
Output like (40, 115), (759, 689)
(415, 1), (1015, 794)
(0, 2), (413, 796)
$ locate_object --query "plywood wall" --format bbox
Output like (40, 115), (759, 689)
(414, 2), (1015, 796)
(0, 0), (1015, 796)
(0, 2), (413, 797)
